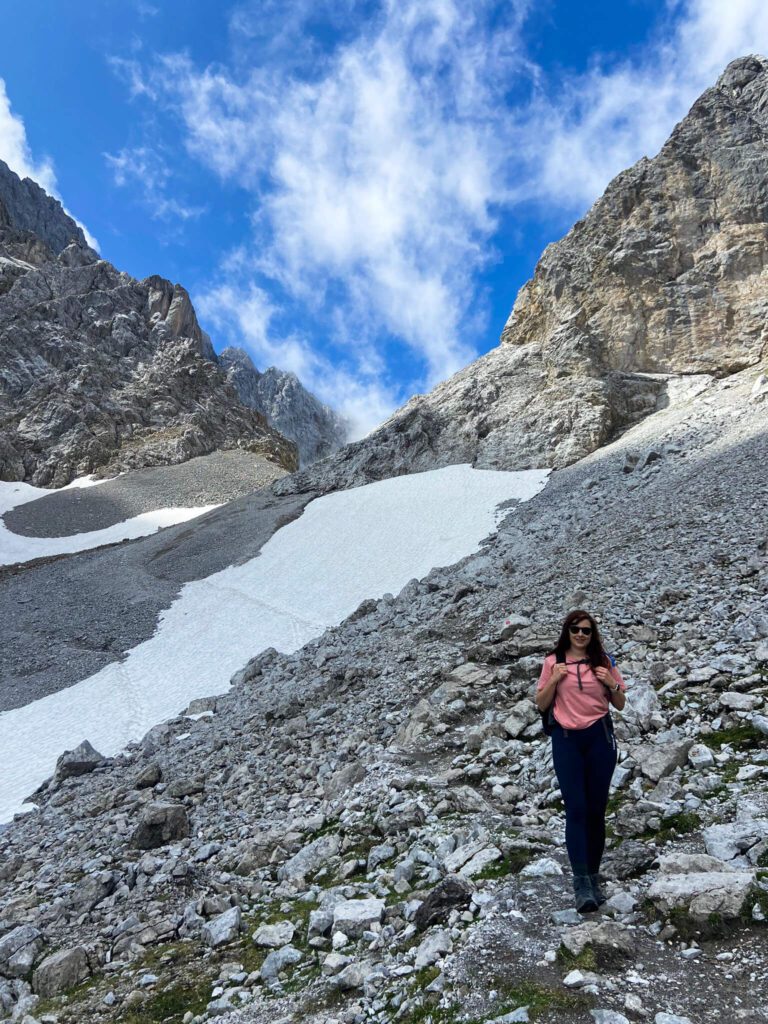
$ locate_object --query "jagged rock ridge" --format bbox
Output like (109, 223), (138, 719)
(0, 166), (298, 486)
(277, 54), (768, 496)
(219, 347), (348, 467)
(0, 158), (88, 255)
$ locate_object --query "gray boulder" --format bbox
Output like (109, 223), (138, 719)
(0, 925), (44, 978)
(277, 833), (341, 884)
(32, 947), (90, 997)
(201, 907), (241, 948)
(252, 921), (295, 948)
(130, 802), (190, 849)
(647, 870), (756, 920)
(54, 740), (104, 780)
(259, 945), (303, 981)
(332, 898), (385, 939)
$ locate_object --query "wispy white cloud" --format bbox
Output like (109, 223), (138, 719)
(135, 0), (531, 392)
(0, 78), (100, 251)
(196, 278), (396, 438)
(108, 56), (158, 100)
(0, 78), (58, 193)
(514, 0), (768, 210)
(104, 145), (205, 221)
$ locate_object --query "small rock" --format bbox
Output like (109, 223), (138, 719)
(414, 876), (474, 930)
(414, 928), (453, 968)
(130, 802), (190, 849)
(332, 898), (385, 939)
(520, 857), (562, 877)
(260, 945), (303, 981)
(252, 921), (295, 948)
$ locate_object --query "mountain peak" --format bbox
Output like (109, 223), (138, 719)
(0, 158), (89, 255)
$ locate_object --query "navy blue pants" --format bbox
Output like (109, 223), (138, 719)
(551, 715), (617, 875)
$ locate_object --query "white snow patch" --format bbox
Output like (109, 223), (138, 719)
(0, 464), (548, 822)
(0, 479), (218, 566)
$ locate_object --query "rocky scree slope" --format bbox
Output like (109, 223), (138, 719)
(220, 347), (348, 468)
(0, 162), (297, 486)
(277, 55), (768, 498)
(0, 364), (766, 1024)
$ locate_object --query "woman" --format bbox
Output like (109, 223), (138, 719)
(535, 609), (626, 913)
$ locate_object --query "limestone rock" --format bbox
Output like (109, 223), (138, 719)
(220, 348), (348, 467)
(32, 947), (90, 997)
(414, 928), (453, 968)
(252, 921), (295, 948)
(630, 739), (693, 782)
(332, 898), (385, 939)
(277, 833), (341, 884)
(414, 876), (475, 930)
(647, 870), (756, 920)
(201, 907), (241, 948)
(259, 945), (303, 981)
(130, 802), (190, 850)
(0, 925), (44, 978)
(54, 740), (104, 780)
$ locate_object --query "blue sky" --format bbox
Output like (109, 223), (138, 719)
(2, 0), (767, 437)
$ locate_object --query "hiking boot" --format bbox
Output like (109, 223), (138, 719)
(573, 874), (598, 914)
(589, 873), (607, 906)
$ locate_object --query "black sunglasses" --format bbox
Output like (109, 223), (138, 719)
(569, 625), (592, 636)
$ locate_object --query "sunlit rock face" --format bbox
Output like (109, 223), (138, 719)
(0, 162), (297, 486)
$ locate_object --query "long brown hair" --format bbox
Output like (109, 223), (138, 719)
(551, 609), (610, 671)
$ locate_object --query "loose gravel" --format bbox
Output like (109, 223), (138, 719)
(3, 450), (287, 537)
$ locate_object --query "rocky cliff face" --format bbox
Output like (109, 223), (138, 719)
(277, 54), (768, 496)
(0, 159), (88, 255)
(220, 348), (348, 467)
(0, 169), (297, 486)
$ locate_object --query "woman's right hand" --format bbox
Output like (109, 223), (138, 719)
(550, 663), (568, 684)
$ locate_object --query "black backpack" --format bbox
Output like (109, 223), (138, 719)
(539, 651), (565, 736)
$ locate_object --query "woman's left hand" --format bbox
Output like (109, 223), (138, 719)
(595, 666), (614, 687)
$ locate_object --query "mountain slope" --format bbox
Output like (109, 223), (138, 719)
(0, 163), (299, 486)
(220, 347), (348, 467)
(0, 158), (88, 254)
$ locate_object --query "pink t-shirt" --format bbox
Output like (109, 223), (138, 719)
(537, 654), (625, 730)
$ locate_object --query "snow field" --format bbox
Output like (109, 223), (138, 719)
(0, 464), (549, 822)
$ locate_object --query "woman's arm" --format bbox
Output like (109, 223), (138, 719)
(535, 660), (566, 711)
(596, 662), (627, 711)
(609, 686), (626, 712)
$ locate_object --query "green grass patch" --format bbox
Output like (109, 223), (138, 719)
(471, 980), (594, 1021)
(472, 848), (536, 881)
(641, 811), (701, 844)
(699, 725), (763, 751)
(119, 974), (212, 1023)
(605, 791), (625, 816)
(397, 1000), (462, 1024)
(556, 944), (597, 972)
